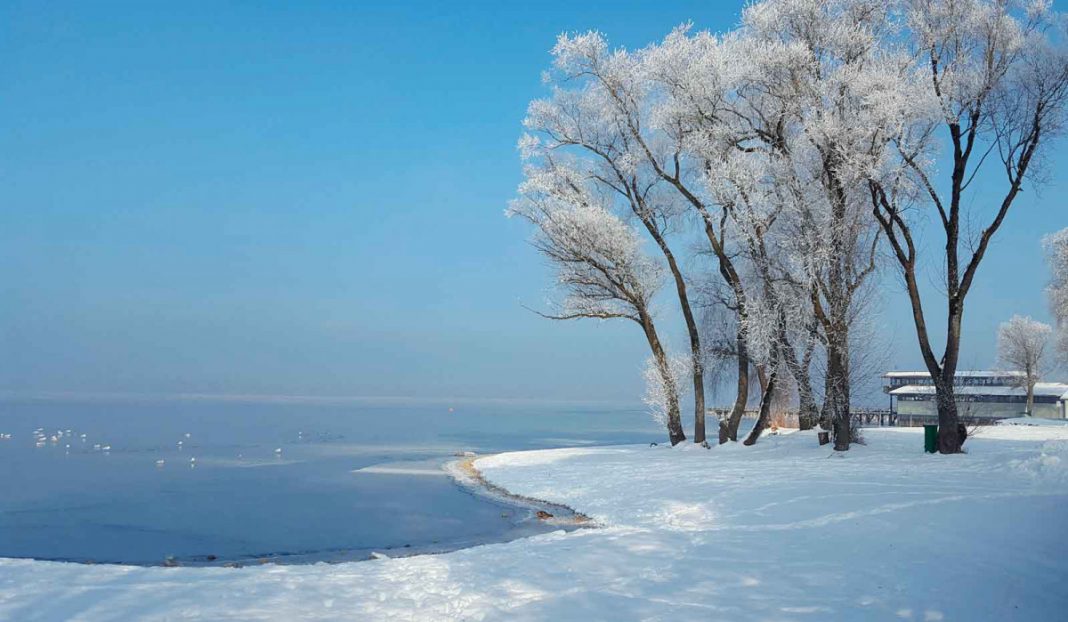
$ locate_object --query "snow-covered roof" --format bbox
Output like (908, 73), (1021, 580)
(889, 383), (1068, 398)
(883, 370), (1026, 378)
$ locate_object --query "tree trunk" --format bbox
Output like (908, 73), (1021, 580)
(1026, 382), (1035, 416)
(818, 368), (833, 429)
(798, 387), (819, 432)
(724, 324), (751, 443)
(692, 368), (706, 444)
(799, 331), (819, 431)
(744, 360), (778, 446)
(781, 331), (819, 431)
(743, 308), (786, 447)
(639, 311), (686, 446)
(656, 354), (687, 446)
(641, 222), (706, 444)
(756, 365), (769, 395)
(936, 300), (964, 453)
(934, 373), (963, 453)
(826, 335), (851, 451)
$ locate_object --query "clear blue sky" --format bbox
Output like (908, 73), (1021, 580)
(2, 1), (1065, 404)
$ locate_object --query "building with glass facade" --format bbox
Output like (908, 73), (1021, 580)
(883, 371), (1068, 421)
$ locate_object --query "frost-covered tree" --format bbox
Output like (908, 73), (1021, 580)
(642, 353), (691, 436)
(509, 161), (687, 445)
(525, 31), (742, 444)
(1044, 228), (1068, 360)
(637, 28), (763, 443)
(742, 0), (901, 449)
(521, 34), (713, 444)
(997, 315), (1052, 415)
(871, 0), (1068, 453)
(647, 0), (901, 448)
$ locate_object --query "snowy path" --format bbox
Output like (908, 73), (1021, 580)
(2, 426), (1068, 621)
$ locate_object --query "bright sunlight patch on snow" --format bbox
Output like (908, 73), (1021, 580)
(2, 426), (1068, 621)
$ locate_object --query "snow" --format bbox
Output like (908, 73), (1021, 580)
(3, 427), (1068, 621)
(998, 416), (1068, 427)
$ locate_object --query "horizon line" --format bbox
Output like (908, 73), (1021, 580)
(0, 390), (647, 407)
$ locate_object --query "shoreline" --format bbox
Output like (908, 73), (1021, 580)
(445, 453), (594, 528)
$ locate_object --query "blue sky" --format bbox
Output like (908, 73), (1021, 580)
(1, 1), (1065, 404)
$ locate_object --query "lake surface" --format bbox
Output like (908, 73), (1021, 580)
(0, 397), (660, 566)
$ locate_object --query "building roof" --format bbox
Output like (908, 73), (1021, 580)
(889, 383), (1068, 399)
(882, 370), (1026, 379)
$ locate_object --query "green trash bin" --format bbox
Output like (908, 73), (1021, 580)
(924, 424), (938, 453)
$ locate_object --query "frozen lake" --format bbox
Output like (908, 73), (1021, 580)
(0, 397), (659, 566)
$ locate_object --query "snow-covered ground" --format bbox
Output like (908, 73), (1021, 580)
(998, 415), (1068, 427)
(2, 426), (1068, 621)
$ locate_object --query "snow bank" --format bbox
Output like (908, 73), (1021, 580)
(997, 416), (1068, 427)
(2, 427), (1068, 621)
